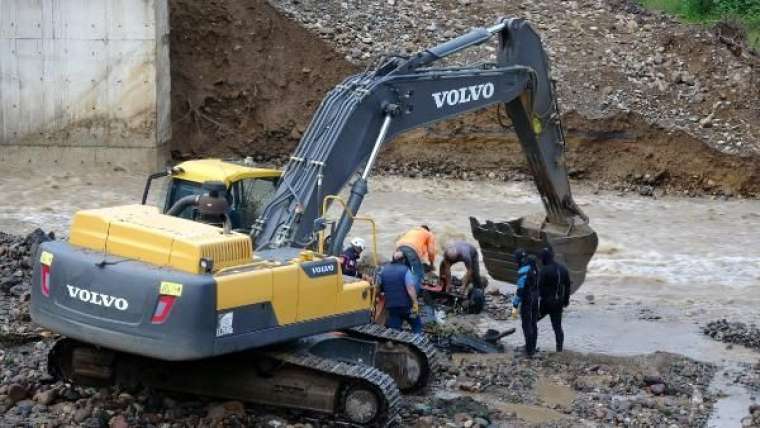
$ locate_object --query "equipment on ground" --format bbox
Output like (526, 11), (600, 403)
(436, 329), (515, 354)
(421, 274), (485, 314)
(32, 17), (596, 425)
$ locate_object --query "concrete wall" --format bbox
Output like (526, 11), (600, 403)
(0, 0), (170, 172)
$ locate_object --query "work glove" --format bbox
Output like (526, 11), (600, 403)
(411, 302), (420, 318)
(511, 307), (519, 319)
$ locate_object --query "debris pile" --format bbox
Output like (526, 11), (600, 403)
(0, 229), (52, 294)
(0, 230), (724, 426)
(401, 396), (496, 428)
(747, 403), (760, 428)
(1, 229), (54, 337)
(703, 319), (760, 351)
(433, 351), (716, 426)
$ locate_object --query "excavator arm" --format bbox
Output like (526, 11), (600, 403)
(253, 18), (597, 289)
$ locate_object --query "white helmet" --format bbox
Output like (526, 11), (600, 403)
(350, 237), (366, 250)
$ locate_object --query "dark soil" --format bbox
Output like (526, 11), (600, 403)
(169, 0), (357, 159)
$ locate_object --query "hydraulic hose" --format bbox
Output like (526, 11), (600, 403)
(166, 195), (199, 216)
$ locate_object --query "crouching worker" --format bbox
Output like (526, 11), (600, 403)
(378, 251), (422, 334)
(439, 241), (483, 293)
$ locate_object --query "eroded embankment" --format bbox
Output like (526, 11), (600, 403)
(168, 0), (760, 197)
(382, 109), (760, 197)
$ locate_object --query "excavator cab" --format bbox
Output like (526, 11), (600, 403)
(142, 159), (282, 232)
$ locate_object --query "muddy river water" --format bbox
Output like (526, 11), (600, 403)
(1, 170), (759, 426)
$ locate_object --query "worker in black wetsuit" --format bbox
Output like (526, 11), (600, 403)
(538, 247), (572, 352)
(512, 250), (540, 357)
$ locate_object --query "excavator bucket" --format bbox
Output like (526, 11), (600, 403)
(470, 215), (598, 293)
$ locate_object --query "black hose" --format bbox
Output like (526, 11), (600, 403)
(166, 195), (198, 216)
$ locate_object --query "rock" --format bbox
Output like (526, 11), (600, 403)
(750, 403), (760, 414)
(413, 402), (432, 415)
(14, 399), (35, 417)
(74, 405), (93, 423)
(650, 383), (666, 395)
(644, 374), (664, 385)
(7, 384), (27, 403)
(207, 400), (246, 420)
(118, 392), (134, 402)
(700, 114), (714, 128)
(585, 294), (595, 304)
(415, 415), (435, 428)
(703, 319), (760, 351)
(109, 415), (129, 428)
(454, 413), (472, 424)
(33, 388), (57, 405)
(61, 388), (80, 401)
(289, 126), (303, 140)
(262, 414), (289, 427)
(8, 284), (28, 297)
(459, 381), (480, 392)
(473, 417), (490, 426)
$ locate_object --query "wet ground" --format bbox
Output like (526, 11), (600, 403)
(1, 169), (759, 426)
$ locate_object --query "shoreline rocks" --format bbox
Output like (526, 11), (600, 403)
(703, 319), (760, 351)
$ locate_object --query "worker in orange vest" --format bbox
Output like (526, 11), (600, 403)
(395, 225), (437, 291)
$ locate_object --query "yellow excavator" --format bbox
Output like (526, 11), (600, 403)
(31, 18), (597, 426)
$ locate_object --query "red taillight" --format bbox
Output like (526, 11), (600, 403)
(151, 295), (176, 324)
(41, 264), (51, 297)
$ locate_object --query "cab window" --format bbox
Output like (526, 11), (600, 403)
(231, 177), (278, 231)
(164, 179), (203, 219)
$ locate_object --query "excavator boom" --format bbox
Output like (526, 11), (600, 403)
(252, 18), (597, 288)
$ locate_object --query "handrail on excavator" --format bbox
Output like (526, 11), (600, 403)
(319, 195), (379, 269)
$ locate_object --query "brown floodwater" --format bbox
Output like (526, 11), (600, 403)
(2, 169), (758, 426)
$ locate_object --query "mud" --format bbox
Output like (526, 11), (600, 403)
(168, 0), (356, 159)
(383, 110), (760, 197)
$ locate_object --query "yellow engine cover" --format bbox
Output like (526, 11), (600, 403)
(69, 204), (252, 274)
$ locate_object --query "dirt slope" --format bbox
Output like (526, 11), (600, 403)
(168, 0), (759, 197)
(169, 0), (357, 158)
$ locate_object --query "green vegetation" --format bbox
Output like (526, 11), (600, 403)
(639, 0), (760, 48)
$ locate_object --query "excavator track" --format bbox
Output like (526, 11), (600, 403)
(48, 338), (401, 426)
(347, 324), (439, 393)
(270, 350), (401, 426)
